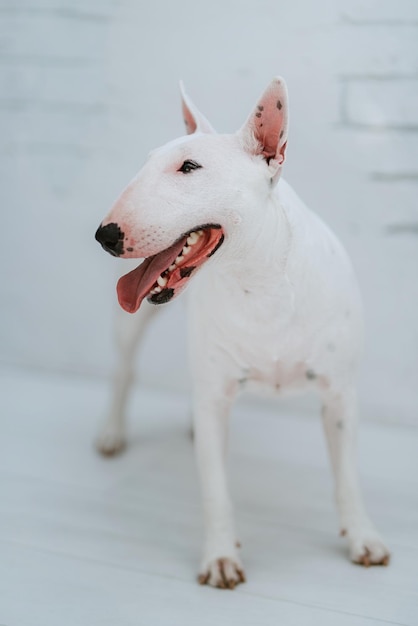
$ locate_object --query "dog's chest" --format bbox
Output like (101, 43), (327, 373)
(223, 306), (315, 392)
(189, 272), (318, 391)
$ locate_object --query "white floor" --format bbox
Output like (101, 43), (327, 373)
(0, 366), (417, 626)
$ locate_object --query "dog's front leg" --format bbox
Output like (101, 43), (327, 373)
(321, 386), (390, 566)
(193, 379), (245, 589)
(96, 302), (158, 455)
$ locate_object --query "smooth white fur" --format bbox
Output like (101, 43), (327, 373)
(96, 78), (390, 588)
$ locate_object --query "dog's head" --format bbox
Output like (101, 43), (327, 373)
(95, 77), (288, 313)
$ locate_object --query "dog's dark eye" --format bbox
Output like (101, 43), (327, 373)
(178, 160), (202, 174)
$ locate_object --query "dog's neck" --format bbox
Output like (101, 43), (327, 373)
(210, 184), (293, 293)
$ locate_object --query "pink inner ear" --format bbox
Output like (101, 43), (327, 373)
(182, 101), (197, 135)
(252, 84), (287, 161)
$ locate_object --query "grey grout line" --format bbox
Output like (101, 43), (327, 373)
(0, 538), (408, 626)
(1, 471), (417, 553)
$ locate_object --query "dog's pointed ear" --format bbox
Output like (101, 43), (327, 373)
(180, 81), (215, 135)
(238, 77), (288, 185)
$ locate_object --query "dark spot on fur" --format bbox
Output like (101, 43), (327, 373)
(277, 99), (282, 110)
(260, 123), (263, 127)
(279, 130), (284, 139)
(257, 105), (264, 111)
(207, 234), (225, 258)
(336, 420), (344, 430)
(306, 369), (316, 380)
(180, 266), (196, 279)
(149, 288), (175, 305)
(238, 377), (247, 386)
(126, 247), (133, 252)
(255, 112), (262, 118)
(244, 289), (250, 294)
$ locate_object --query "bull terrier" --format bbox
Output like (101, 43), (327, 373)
(95, 77), (390, 588)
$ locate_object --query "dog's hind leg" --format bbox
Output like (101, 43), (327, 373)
(96, 302), (158, 456)
(321, 386), (390, 566)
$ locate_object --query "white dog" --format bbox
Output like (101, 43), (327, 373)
(95, 77), (390, 588)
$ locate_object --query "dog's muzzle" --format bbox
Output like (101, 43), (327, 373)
(95, 222), (125, 257)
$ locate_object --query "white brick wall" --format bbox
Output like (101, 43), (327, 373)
(339, 25), (418, 76)
(344, 80), (418, 128)
(335, 0), (418, 424)
(341, 0), (418, 23)
(337, 1), (418, 163)
(1, 0), (417, 425)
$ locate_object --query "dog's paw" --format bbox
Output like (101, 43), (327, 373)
(198, 557), (246, 589)
(342, 526), (390, 566)
(95, 423), (125, 457)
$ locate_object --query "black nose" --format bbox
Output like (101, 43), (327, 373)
(95, 222), (125, 256)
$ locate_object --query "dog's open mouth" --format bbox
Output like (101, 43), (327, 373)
(117, 224), (225, 313)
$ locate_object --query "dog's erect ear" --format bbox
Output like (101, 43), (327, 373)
(238, 77), (288, 185)
(180, 81), (215, 135)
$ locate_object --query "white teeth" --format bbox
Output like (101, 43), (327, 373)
(162, 230), (204, 278)
(187, 231), (199, 245)
(151, 231), (204, 296)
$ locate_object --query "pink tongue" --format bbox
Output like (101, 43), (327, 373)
(117, 236), (187, 313)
